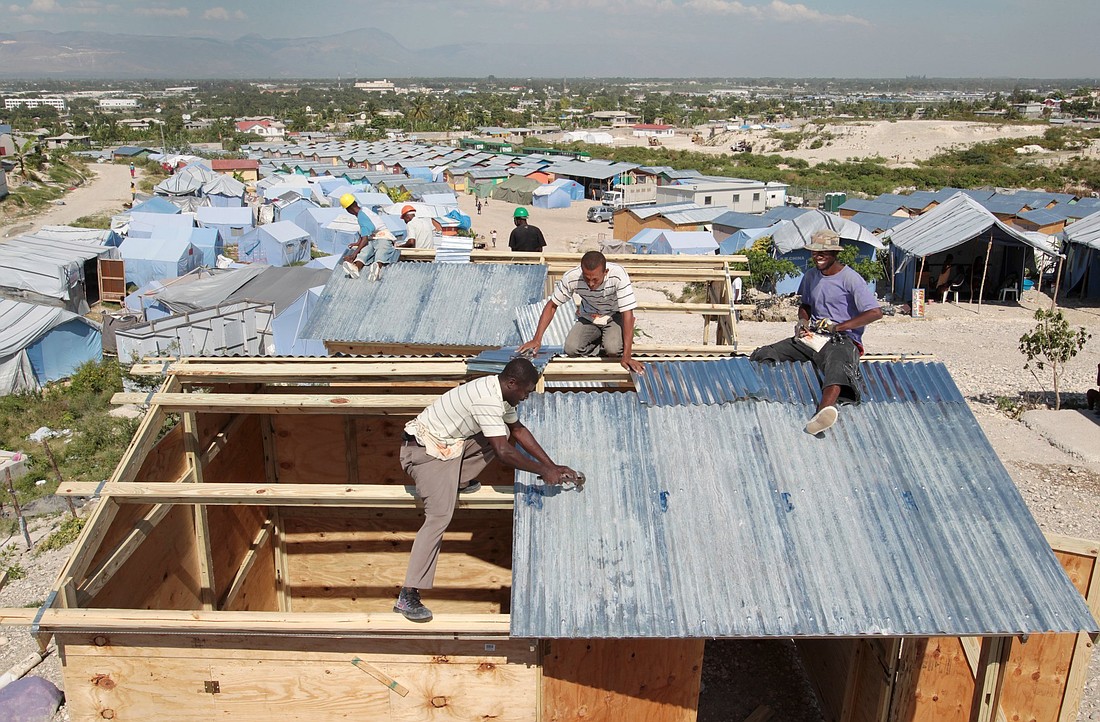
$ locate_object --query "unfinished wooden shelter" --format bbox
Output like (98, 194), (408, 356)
(3, 356), (1097, 722)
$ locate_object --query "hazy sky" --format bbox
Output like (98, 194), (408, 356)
(5, 0), (1099, 78)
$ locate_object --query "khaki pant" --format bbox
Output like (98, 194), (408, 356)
(565, 314), (624, 357)
(400, 433), (496, 590)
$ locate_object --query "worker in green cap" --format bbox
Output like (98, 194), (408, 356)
(508, 207), (546, 252)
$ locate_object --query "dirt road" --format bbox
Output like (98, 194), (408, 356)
(0, 163), (135, 239)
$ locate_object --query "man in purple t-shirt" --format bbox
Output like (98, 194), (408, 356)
(750, 229), (883, 434)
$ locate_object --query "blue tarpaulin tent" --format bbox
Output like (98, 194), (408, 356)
(126, 211), (194, 240)
(294, 207), (345, 254)
(549, 178), (584, 200)
(130, 196), (181, 215)
(0, 299), (102, 395)
(718, 226), (775, 255)
(196, 206), (255, 248)
(238, 221), (311, 266)
(626, 228), (663, 253)
(119, 234), (201, 287)
(532, 184), (572, 209)
(188, 227), (222, 267)
(272, 284), (328, 356)
(648, 231), (719, 255)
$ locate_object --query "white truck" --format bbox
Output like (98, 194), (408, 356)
(599, 184), (657, 210)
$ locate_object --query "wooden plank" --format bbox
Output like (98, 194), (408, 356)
(37, 608), (513, 635)
(112, 392), (440, 414)
(59, 635), (536, 722)
(542, 638), (704, 722)
(77, 503), (174, 603)
(194, 504), (216, 610)
(58, 482), (517, 509)
(182, 412), (203, 483)
(351, 656), (410, 697)
(110, 375), (180, 483)
(744, 705), (774, 722)
(47, 497), (120, 602)
(344, 417), (359, 484)
(271, 508), (291, 613)
(635, 301), (737, 315)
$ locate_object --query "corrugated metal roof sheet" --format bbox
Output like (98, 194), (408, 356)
(511, 383), (1097, 639)
(301, 263), (547, 347)
(636, 360), (965, 407)
(514, 298), (577, 348)
(1064, 208), (1100, 250)
(1017, 208), (1064, 226)
(466, 346), (561, 375)
(850, 212), (907, 232)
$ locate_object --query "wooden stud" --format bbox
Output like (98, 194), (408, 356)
(271, 508), (292, 613)
(111, 392), (441, 415)
(220, 518), (273, 610)
(350, 657), (410, 697)
(77, 503), (175, 603)
(970, 636), (1011, 722)
(182, 412), (204, 484)
(49, 498), (120, 601)
(194, 503), (216, 610)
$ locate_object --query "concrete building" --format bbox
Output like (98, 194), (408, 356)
(99, 98), (140, 110)
(4, 97), (66, 111)
(587, 110), (640, 126)
(631, 124), (675, 138)
(236, 120), (286, 139)
(355, 80), (396, 93)
(211, 159), (260, 183)
(45, 133), (91, 150)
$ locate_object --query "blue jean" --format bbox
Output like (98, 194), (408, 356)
(354, 238), (401, 266)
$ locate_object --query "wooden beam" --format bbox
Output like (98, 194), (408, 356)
(29, 608), (513, 636)
(219, 518), (273, 610)
(194, 503), (216, 610)
(109, 375), (181, 484)
(57, 482), (517, 509)
(77, 503), (175, 603)
(111, 392), (441, 415)
(271, 508), (291, 613)
(182, 412), (203, 484)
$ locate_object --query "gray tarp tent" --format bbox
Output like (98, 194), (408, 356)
(1062, 209), (1100, 298)
(0, 235), (118, 312)
(884, 192), (1060, 304)
(769, 209), (884, 254)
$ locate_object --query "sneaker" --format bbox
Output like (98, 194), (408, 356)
(458, 480), (482, 494)
(342, 260), (360, 279)
(805, 406), (839, 435)
(367, 262), (382, 281)
(393, 587), (432, 622)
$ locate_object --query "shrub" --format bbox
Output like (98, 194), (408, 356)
(35, 515), (87, 556)
(1018, 309), (1091, 410)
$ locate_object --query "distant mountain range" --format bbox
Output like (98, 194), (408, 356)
(0, 29), (622, 79)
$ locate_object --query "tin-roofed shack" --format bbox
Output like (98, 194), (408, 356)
(4, 356), (1094, 722)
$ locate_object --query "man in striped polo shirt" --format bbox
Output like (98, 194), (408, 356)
(395, 357), (577, 622)
(518, 251), (645, 374)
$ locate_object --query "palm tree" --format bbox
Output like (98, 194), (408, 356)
(12, 138), (42, 181)
(407, 95), (432, 132)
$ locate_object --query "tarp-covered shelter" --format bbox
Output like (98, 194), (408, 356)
(1062, 209), (1100, 299)
(885, 192), (1061, 303)
(626, 227), (663, 253)
(490, 175), (541, 205)
(153, 172), (203, 197)
(28, 225), (122, 248)
(293, 207), (345, 254)
(717, 225), (776, 256)
(647, 231), (719, 255)
(273, 196), (318, 225)
(196, 206), (255, 248)
(119, 234), (201, 287)
(0, 235), (119, 312)
(0, 299), (101, 395)
(238, 221), (311, 266)
(130, 196), (181, 215)
(188, 227), (223, 267)
(531, 184), (572, 209)
(272, 284), (328, 356)
(125, 212), (195, 241)
(144, 265), (269, 317)
(202, 174), (247, 207)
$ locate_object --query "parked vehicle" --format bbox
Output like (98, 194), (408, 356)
(587, 205), (614, 223)
(599, 184), (657, 210)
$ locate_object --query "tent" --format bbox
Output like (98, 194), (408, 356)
(272, 285), (328, 356)
(196, 206), (255, 248)
(305, 255), (340, 270)
(351, 191), (393, 210)
(884, 192), (1061, 303)
(237, 222), (311, 266)
(0, 235), (119, 312)
(549, 178), (584, 201)
(294, 207), (345, 254)
(274, 196), (319, 225)
(202, 174), (247, 207)
(125, 211), (195, 240)
(626, 228), (664, 253)
(28, 225), (122, 248)
(1062, 209), (1100, 298)
(491, 176), (542, 205)
(717, 225), (776, 256)
(153, 173), (203, 197)
(0, 299), (102, 395)
(119, 233), (201, 287)
(130, 196), (181, 215)
(648, 231), (719, 256)
(531, 184), (572, 209)
(418, 193), (460, 212)
(188, 227), (223, 267)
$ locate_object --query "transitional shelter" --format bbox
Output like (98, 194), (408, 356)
(0, 234), (119, 312)
(1062, 209), (1100, 299)
(238, 222), (311, 267)
(0, 298), (101, 395)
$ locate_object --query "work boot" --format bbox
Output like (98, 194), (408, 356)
(393, 587), (432, 622)
(458, 480), (482, 494)
(342, 260), (360, 279)
(805, 406), (839, 435)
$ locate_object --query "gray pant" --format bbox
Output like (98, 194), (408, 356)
(750, 335), (863, 404)
(400, 433), (496, 590)
(354, 237), (401, 266)
(565, 314), (624, 357)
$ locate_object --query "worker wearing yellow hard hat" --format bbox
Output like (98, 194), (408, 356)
(340, 193), (401, 281)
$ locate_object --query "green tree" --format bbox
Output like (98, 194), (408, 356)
(745, 236), (799, 293)
(1018, 309), (1091, 410)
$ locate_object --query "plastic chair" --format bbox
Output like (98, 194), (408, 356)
(999, 285), (1019, 302)
(941, 278), (964, 304)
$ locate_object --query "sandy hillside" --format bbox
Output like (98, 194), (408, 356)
(0, 163), (134, 239)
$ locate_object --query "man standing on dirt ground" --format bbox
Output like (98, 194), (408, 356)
(395, 357), (578, 622)
(518, 250), (645, 374)
(750, 229), (882, 435)
(490, 229), (497, 248)
(339, 193), (400, 281)
(508, 207), (545, 252)
(129, 162), (135, 178)
(476, 198), (482, 215)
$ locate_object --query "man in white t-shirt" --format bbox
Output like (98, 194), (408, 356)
(518, 251), (644, 373)
(394, 357), (577, 622)
(398, 204), (436, 250)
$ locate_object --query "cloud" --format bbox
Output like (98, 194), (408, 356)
(488, 0), (870, 26)
(8, 0), (57, 13)
(202, 6), (247, 21)
(133, 5), (189, 17)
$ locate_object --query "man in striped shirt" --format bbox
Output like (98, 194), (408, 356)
(518, 251), (645, 373)
(395, 357), (577, 622)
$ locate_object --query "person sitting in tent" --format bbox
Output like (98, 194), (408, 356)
(750, 230), (883, 435)
(339, 193), (400, 281)
(508, 207), (546, 252)
(518, 251), (645, 374)
(934, 254), (956, 296)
